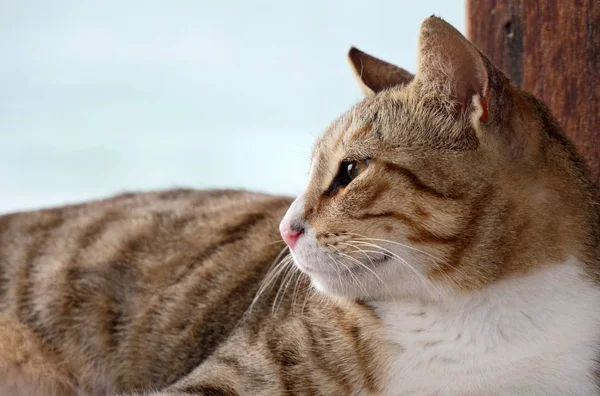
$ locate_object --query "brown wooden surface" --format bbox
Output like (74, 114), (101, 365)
(466, 0), (600, 186)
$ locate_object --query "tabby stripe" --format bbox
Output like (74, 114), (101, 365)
(221, 212), (268, 239)
(331, 304), (380, 392)
(382, 161), (462, 199)
(75, 209), (122, 250)
(348, 324), (381, 392)
(214, 357), (243, 379)
(102, 260), (137, 350)
(112, 216), (201, 365)
(167, 253), (273, 386)
(127, 208), (273, 387)
(304, 318), (354, 394)
(265, 326), (309, 395)
(352, 211), (456, 244)
(0, 256), (6, 306)
(349, 125), (372, 142)
(135, 209), (262, 317)
(16, 211), (65, 326)
(0, 214), (15, 305)
(174, 384), (239, 396)
(168, 212), (268, 289)
(359, 181), (390, 210)
(58, 209), (130, 352)
(430, 189), (492, 287)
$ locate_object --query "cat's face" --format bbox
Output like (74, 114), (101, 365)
(282, 100), (479, 300)
(280, 17), (590, 301)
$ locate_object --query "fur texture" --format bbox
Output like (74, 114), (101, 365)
(1, 16), (599, 396)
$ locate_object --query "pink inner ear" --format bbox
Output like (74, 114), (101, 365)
(479, 83), (491, 122)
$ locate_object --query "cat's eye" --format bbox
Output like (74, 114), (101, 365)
(346, 159), (370, 180)
(326, 158), (371, 195)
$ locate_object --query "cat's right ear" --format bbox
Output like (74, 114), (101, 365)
(347, 47), (414, 97)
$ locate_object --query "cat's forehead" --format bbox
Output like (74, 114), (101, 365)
(313, 90), (399, 157)
(313, 86), (478, 164)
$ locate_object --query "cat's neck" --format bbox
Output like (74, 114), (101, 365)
(371, 258), (600, 395)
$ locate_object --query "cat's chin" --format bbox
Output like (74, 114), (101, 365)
(310, 277), (392, 302)
(292, 254), (401, 300)
(292, 260), (359, 299)
(300, 266), (379, 301)
(310, 277), (360, 300)
(302, 263), (445, 302)
(291, 247), (438, 301)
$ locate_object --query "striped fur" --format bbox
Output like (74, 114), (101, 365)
(0, 190), (389, 395)
(2, 16), (600, 396)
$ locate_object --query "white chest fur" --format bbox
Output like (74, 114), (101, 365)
(372, 261), (600, 396)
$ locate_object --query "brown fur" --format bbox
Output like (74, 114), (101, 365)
(0, 316), (75, 396)
(0, 190), (390, 395)
(1, 16), (599, 396)
(303, 18), (599, 295)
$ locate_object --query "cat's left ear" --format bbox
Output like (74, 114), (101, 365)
(348, 47), (415, 97)
(416, 16), (508, 125)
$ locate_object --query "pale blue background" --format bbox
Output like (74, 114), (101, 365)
(0, 1), (464, 214)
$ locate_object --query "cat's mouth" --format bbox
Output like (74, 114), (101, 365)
(295, 252), (392, 277)
(366, 253), (392, 265)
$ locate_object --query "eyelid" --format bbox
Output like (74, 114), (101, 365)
(344, 157), (371, 163)
(323, 158), (372, 197)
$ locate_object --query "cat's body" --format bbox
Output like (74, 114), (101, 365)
(0, 190), (391, 395)
(2, 192), (599, 396)
(2, 16), (600, 396)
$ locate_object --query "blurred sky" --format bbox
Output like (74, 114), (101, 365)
(0, 1), (464, 214)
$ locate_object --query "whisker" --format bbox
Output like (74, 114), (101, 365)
(327, 246), (374, 297)
(325, 252), (353, 296)
(254, 249), (291, 293)
(237, 247), (293, 327)
(337, 241), (376, 266)
(261, 239), (287, 247)
(251, 255), (291, 310)
(272, 262), (299, 315)
(257, 257), (293, 307)
(330, 243), (396, 301)
(344, 232), (445, 263)
(300, 281), (315, 314)
(347, 239), (443, 299)
(354, 235), (474, 279)
(290, 269), (305, 315)
(342, 231), (472, 282)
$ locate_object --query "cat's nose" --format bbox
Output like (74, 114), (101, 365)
(280, 221), (305, 250)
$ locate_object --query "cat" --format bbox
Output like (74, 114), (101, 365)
(1, 15), (599, 396)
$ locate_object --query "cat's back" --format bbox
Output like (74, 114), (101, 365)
(0, 189), (293, 393)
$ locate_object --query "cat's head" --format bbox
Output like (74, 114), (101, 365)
(280, 16), (598, 301)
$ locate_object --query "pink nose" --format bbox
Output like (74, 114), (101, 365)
(280, 223), (304, 250)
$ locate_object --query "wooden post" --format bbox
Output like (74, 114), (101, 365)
(466, 0), (600, 186)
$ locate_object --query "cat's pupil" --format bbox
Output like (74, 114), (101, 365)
(347, 158), (370, 181)
(347, 162), (358, 179)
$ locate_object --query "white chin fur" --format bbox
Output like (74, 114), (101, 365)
(291, 229), (442, 301)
